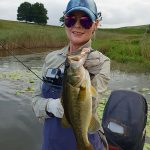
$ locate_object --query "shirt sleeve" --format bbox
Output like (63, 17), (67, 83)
(32, 62), (50, 120)
(32, 49), (66, 120)
(85, 51), (110, 114)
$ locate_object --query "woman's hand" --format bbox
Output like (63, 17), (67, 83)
(84, 51), (102, 75)
(84, 51), (101, 68)
(46, 98), (64, 118)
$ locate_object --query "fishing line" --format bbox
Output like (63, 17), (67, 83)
(0, 43), (43, 82)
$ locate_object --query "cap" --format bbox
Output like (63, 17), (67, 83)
(64, 0), (98, 21)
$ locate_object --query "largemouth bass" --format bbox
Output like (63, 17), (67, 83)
(61, 48), (100, 150)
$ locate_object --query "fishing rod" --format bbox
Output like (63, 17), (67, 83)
(0, 42), (43, 82)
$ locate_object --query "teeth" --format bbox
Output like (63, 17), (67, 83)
(73, 31), (82, 34)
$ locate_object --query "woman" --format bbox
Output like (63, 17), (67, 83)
(32, 0), (110, 149)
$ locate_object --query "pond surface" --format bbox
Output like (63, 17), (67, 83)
(0, 52), (150, 150)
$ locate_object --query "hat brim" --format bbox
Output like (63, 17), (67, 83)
(65, 7), (96, 21)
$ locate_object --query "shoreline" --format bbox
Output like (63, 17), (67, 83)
(0, 19), (150, 72)
(0, 48), (150, 73)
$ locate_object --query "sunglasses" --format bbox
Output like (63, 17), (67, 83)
(64, 15), (93, 29)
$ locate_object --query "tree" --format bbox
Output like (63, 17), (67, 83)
(17, 2), (48, 25)
(59, 16), (64, 26)
(31, 2), (48, 25)
(17, 2), (32, 22)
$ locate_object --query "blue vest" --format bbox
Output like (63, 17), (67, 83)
(41, 81), (104, 150)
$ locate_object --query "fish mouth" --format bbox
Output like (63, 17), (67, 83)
(67, 48), (90, 61)
(68, 55), (81, 61)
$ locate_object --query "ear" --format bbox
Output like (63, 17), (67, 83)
(92, 20), (100, 33)
(95, 19), (100, 28)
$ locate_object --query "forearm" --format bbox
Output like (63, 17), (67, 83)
(91, 57), (110, 114)
(91, 73), (110, 114)
(92, 73), (110, 97)
(32, 81), (50, 119)
(32, 94), (49, 119)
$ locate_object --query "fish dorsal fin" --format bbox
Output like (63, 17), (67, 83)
(88, 115), (100, 133)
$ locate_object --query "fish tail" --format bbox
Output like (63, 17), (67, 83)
(85, 144), (93, 150)
(77, 144), (93, 150)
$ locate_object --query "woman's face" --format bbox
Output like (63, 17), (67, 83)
(65, 11), (99, 48)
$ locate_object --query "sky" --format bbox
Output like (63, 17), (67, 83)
(0, 0), (150, 28)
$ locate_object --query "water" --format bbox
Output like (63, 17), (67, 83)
(109, 70), (150, 100)
(0, 52), (47, 150)
(0, 52), (150, 150)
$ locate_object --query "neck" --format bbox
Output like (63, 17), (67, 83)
(68, 40), (91, 54)
(69, 43), (81, 53)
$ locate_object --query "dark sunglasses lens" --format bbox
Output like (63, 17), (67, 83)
(64, 17), (76, 28)
(80, 17), (93, 29)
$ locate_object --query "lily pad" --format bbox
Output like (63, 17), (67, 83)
(139, 88), (150, 92)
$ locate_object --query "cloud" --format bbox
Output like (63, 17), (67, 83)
(100, 0), (150, 28)
(0, 0), (149, 28)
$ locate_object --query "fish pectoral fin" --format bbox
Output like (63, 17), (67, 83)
(78, 81), (86, 101)
(80, 80), (86, 89)
(90, 86), (97, 98)
(61, 114), (71, 128)
(88, 115), (100, 133)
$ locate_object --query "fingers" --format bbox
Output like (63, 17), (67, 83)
(81, 48), (90, 55)
(84, 51), (101, 68)
(46, 98), (64, 118)
(57, 103), (64, 118)
(84, 59), (100, 68)
(57, 109), (64, 118)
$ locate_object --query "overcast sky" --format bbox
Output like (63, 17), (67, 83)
(0, 0), (150, 28)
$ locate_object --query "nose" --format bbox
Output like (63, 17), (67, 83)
(74, 18), (82, 28)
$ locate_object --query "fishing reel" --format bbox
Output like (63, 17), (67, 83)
(43, 68), (64, 85)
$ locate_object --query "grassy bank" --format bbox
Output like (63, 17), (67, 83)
(0, 19), (150, 72)
(92, 27), (150, 72)
(0, 20), (67, 49)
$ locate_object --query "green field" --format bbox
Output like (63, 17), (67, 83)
(0, 19), (150, 72)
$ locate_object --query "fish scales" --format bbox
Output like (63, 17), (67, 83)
(61, 51), (100, 150)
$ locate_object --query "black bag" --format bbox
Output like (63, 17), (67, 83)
(102, 90), (148, 150)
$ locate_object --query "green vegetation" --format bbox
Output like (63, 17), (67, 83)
(0, 19), (150, 72)
(92, 27), (150, 72)
(0, 19), (67, 50)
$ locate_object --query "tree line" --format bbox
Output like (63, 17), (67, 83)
(17, 2), (48, 25)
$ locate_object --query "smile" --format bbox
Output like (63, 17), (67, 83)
(72, 31), (84, 35)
